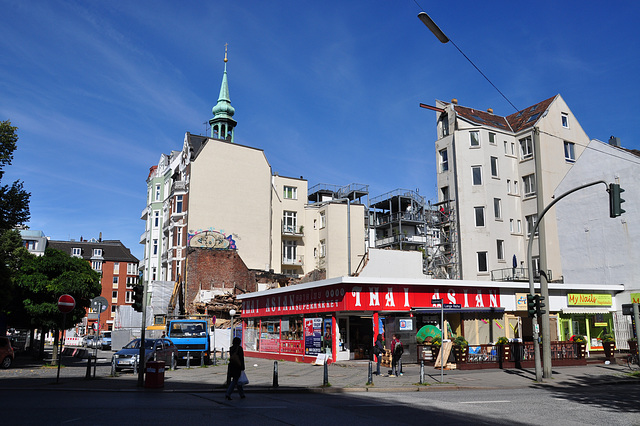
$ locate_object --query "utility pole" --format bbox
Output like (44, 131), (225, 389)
(137, 271), (148, 387)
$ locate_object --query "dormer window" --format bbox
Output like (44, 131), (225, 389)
(93, 248), (103, 257)
(72, 247), (81, 257)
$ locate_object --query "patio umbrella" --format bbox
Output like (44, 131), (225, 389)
(416, 325), (441, 344)
(512, 254), (517, 269)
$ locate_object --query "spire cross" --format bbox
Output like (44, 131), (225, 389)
(224, 43), (228, 62)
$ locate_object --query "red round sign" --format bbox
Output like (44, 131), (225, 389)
(58, 294), (76, 313)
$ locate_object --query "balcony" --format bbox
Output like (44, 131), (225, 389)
(373, 211), (426, 226)
(375, 234), (427, 248)
(490, 267), (553, 282)
(171, 180), (187, 195)
(140, 207), (149, 220)
(139, 232), (147, 244)
(282, 224), (304, 237)
(282, 255), (304, 266)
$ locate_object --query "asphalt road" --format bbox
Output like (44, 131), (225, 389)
(2, 384), (638, 425)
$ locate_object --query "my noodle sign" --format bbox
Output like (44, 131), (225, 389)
(57, 294), (76, 314)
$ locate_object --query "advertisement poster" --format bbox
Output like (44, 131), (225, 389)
(304, 318), (322, 356)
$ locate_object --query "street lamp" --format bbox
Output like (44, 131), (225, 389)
(229, 309), (236, 349)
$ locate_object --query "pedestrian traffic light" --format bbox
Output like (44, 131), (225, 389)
(527, 294), (536, 317)
(132, 284), (144, 312)
(535, 295), (546, 317)
(609, 183), (626, 218)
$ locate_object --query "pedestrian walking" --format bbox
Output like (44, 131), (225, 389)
(373, 334), (384, 375)
(390, 334), (403, 377)
(225, 337), (246, 400)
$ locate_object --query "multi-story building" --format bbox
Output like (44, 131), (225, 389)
(48, 237), (139, 333)
(18, 229), (47, 256)
(140, 55), (366, 310)
(433, 95), (590, 282)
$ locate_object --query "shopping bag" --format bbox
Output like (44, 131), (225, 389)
(238, 371), (249, 385)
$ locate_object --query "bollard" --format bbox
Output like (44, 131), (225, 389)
(201, 351), (205, 367)
(85, 355), (92, 379)
(368, 361), (373, 385)
(170, 352), (175, 370)
(186, 351), (191, 369)
(399, 359), (403, 376)
(213, 348), (217, 366)
(419, 360), (424, 384)
(111, 357), (117, 376)
(323, 360), (329, 386)
(133, 357), (138, 375)
(273, 361), (279, 387)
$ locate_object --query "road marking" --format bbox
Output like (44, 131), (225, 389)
(460, 401), (511, 404)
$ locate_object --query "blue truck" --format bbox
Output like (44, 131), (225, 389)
(166, 318), (212, 364)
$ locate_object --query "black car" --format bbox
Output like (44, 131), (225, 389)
(111, 338), (178, 371)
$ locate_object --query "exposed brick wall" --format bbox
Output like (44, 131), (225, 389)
(185, 248), (257, 313)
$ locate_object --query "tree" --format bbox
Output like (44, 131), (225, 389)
(16, 248), (102, 357)
(0, 120), (30, 231)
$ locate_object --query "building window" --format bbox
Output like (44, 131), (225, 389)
(514, 180), (519, 195)
(507, 179), (511, 194)
(477, 252), (488, 273)
(564, 141), (575, 163)
(320, 212), (326, 229)
(520, 137), (533, 160)
(126, 291), (133, 303)
(523, 174), (536, 196)
(92, 261), (102, 271)
(493, 198), (502, 220)
(283, 240), (297, 263)
(510, 219), (514, 233)
(113, 276), (119, 285)
(284, 186), (297, 200)
(72, 247), (81, 257)
(526, 214), (538, 237)
(489, 132), (496, 144)
(490, 156), (499, 178)
(176, 228), (182, 246)
(127, 263), (137, 275)
(152, 267), (157, 281)
(113, 262), (119, 274)
(320, 240), (326, 257)
(561, 113), (569, 128)
(155, 184), (161, 201)
(472, 165), (482, 185)
(175, 195), (183, 213)
(283, 211), (297, 233)
(153, 239), (158, 255)
(504, 141), (508, 154)
(126, 276), (136, 288)
(511, 142), (516, 156)
(517, 219), (522, 234)
(112, 291), (117, 300)
(441, 186), (449, 201)
(93, 248), (102, 257)
(470, 131), (480, 147)
(497, 240), (505, 261)
(439, 148), (449, 172)
(474, 206), (485, 227)
(154, 211), (160, 227)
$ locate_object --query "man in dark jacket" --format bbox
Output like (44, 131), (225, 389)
(225, 337), (246, 400)
(390, 334), (403, 377)
(373, 334), (384, 375)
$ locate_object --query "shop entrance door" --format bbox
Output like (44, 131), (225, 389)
(348, 316), (373, 360)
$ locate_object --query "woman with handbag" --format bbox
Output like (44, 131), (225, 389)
(225, 337), (246, 400)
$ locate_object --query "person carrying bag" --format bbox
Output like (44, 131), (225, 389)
(225, 337), (246, 400)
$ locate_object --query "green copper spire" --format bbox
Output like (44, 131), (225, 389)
(210, 44), (237, 141)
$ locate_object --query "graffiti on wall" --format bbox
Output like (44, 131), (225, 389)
(188, 229), (237, 250)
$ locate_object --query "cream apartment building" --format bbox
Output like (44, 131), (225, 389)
(434, 94), (590, 281)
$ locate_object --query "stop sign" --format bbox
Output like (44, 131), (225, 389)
(58, 294), (76, 313)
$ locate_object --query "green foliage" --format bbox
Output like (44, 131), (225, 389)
(0, 229), (31, 314)
(496, 337), (510, 345)
(601, 333), (615, 343)
(629, 337), (637, 342)
(453, 335), (468, 348)
(432, 335), (442, 347)
(572, 334), (586, 343)
(0, 120), (30, 231)
(16, 248), (101, 330)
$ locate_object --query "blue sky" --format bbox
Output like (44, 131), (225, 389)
(2, 0), (639, 259)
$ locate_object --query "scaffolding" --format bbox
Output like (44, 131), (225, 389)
(426, 199), (459, 279)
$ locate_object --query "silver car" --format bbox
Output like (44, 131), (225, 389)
(111, 338), (178, 371)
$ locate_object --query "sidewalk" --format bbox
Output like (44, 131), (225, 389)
(1, 353), (637, 393)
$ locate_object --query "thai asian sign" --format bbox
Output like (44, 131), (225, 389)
(567, 293), (612, 306)
(241, 284), (502, 318)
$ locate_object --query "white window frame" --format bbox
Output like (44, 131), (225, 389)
(439, 148), (449, 172)
(319, 240), (326, 257)
(507, 179), (511, 194)
(127, 263), (137, 275)
(520, 137), (533, 160)
(564, 141), (575, 163)
(561, 113), (569, 128)
(510, 219), (514, 233)
(92, 261), (102, 271)
(284, 186), (297, 200)
(155, 184), (161, 201)
(320, 212), (326, 229)
(523, 174), (536, 197)
(489, 132), (496, 144)
(494, 198), (502, 220)
(497, 240), (505, 261)
(125, 291), (134, 303)
(72, 247), (81, 257)
(154, 211), (160, 228)
(526, 215), (538, 237)
(175, 195), (183, 214)
(472, 165), (483, 185)
(514, 180), (519, 195)
(517, 219), (522, 234)
(283, 211), (297, 233)
(490, 156), (499, 178)
(153, 239), (158, 255)
(477, 251), (488, 273)
(93, 248), (102, 257)
(474, 206), (485, 227)
(470, 131), (480, 147)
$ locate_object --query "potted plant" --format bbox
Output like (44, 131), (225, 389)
(496, 337), (511, 363)
(453, 336), (468, 363)
(601, 333), (615, 360)
(431, 335), (442, 360)
(572, 335), (587, 358)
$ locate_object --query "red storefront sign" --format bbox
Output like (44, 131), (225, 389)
(242, 283), (502, 317)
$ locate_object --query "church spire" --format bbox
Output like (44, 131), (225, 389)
(210, 43), (236, 141)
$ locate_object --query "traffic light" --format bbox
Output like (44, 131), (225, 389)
(535, 295), (546, 317)
(527, 294), (536, 317)
(609, 183), (626, 218)
(132, 284), (144, 312)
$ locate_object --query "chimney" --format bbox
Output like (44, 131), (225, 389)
(608, 136), (621, 147)
(451, 98), (458, 105)
(487, 108), (493, 114)
(99, 232), (102, 242)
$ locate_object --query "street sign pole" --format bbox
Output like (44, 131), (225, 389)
(432, 298), (444, 383)
(56, 294), (76, 384)
(56, 313), (66, 384)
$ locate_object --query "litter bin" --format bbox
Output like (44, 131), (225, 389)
(145, 360), (166, 388)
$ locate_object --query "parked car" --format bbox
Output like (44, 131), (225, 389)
(82, 335), (100, 349)
(111, 338), (178, 371)
(0, 336), (15, 369)
(100, 331), (112, 350)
